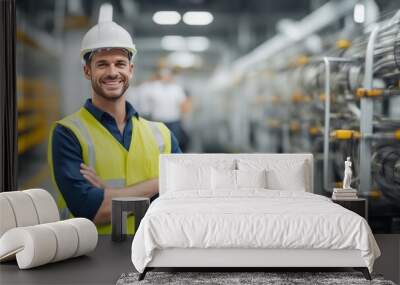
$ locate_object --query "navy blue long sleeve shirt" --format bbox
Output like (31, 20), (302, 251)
(51, 99), (182, 220)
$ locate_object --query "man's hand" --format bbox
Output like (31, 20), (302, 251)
(80, 163), (107, 189)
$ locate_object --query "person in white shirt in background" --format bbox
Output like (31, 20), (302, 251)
(125, 72), (160, 119)
(146, 68), (191, 152)
(126, 68), (191, 151)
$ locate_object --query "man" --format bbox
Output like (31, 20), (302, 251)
(48, 5), (181, 234)
(125, 71), (160, 119)
(147, 68), (192, 151)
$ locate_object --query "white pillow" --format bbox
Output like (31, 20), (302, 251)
(237, 159), (308, 191)
(167, 162), (211, 191)
(267, 167), (306, 191)
(165, 157), (236, 171)
(236, 169), (267, 189)
(211, 168), (236, 190)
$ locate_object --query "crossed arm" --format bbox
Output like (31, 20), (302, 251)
(51, 124), (181, 226)
(80, 163), (158, 225)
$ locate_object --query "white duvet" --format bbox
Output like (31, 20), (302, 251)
(131, 190), (380, 273)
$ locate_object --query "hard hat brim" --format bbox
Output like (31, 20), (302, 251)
(81, 45), (137, 60)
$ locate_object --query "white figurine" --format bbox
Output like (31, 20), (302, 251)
(343, 157), (352, 189)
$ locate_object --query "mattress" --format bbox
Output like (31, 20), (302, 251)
(131, 190), (380, 273)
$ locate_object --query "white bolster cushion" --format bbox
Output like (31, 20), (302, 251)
(0, 226), (57, 269)
(24, 189), (60, 223)
(0, 191), (39, 227)
(42, 221), (79, 262)
(63, 218), (98, 257)
(0, 218), (97, 269)
(0, 196), (17, 237)
(0, 189), (60, 238)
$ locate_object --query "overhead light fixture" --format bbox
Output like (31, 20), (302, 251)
(161, 36), (186, 51)
(161, 36), (210, 52)
(153, 11), (181, 25)
(183, 11), (213, 25)
(167, 51), (202, 68)
(353, 3), (365, 24)
(186, 36), (210, 52)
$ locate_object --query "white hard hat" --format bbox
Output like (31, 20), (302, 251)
(80, 3), (137, 62)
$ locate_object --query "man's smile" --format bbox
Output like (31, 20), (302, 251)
(101, 78), (123, 89)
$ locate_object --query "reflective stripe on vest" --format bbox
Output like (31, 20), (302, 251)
(148, 121), (165, 153)
(68, 117), (96, 167)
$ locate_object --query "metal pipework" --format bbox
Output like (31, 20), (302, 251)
(363, 130), (400, 140)
(225, 0), (358, 88)
(320, 57), (356, 191)
(356, 88), (400, 98)
(359, 25), (380, 196)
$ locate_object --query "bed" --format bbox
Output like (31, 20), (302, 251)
(131, 154), (380, 280)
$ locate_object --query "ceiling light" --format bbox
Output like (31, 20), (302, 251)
(183, 11), (213, 26)
(161, 36), (186, 51)
(153, 11), (181, 25)
(353, 3), (365, 24)
(186, 36), (210, 52)
(167, 51), (202, 68)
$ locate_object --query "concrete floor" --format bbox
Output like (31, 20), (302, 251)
(1, 235), (399, 284)
(374, 234), (400, 284)
(0, 236), (134, 285)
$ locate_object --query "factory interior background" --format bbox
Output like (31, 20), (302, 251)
(11, 0), (400, 237)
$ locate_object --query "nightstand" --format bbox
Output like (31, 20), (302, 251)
(332, 198), (368, 220)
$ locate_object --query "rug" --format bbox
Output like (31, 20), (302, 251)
(116, 271), (396, 285)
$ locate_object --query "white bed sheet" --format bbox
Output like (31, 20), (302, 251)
(131, 190), (380, 273)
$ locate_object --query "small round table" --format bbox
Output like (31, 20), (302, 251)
(111, 197), (150, 242)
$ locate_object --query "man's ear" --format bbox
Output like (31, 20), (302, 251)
(83, 64), (91, 80)
(129, 63), (134, 79)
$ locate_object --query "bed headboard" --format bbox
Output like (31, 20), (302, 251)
(159, 153), (314, 195)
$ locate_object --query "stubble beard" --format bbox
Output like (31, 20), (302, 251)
(91, 76), (130, 102)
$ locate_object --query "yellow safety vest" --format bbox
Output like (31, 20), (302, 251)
(48, 107), (171, 234)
